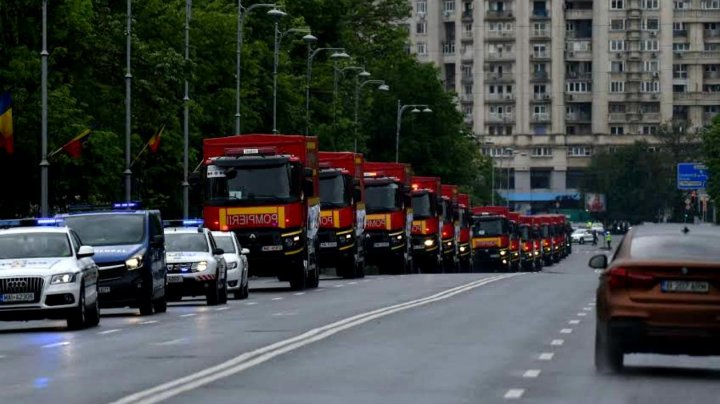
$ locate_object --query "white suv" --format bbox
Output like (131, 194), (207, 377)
(212, 231), (249, 299)
(0, 221), (100, 329)
(164, 226), (228, 305)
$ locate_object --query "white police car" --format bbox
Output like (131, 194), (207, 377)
(164, 220), (228, 305)
(0, 219), (100, 329)
(212, 231), (249, 299)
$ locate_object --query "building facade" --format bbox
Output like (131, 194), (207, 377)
(407, 0), (719, 212)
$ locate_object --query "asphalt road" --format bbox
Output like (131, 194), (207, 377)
(1, 244), (719, 403)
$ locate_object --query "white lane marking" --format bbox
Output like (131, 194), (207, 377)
(538, 352), (554, 360)
(348, 282), (357, 285)
(180, 313), (196, 318)
(154, 338), (185, 346)
(215, 307), (229, 311)
(504, 389), (525, 399)
(245, 302), (258, 306)
(551, 339), (564, 346)
(334, 284), (344, 288)
(583, 307), (593, 311)
(560, 328), (573, 334)
(313, 289), (325, 292)
(110, 274), (521, 404)
(577, 312), (587, 317)
(98, 329), (121, 335)
(568, 320), (581, 325)
(589, 302), (596, 306)
(272, 311), (298, 317)
(42, 341), (70, 349)
(271, 297), (283, 301)
(139, 320), (158, 325)
(293, 292), (305, 296)
(523, 369), (541, 378)
(362, 279), (370, 282)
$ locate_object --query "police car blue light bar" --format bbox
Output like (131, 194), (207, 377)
(112, 202), (141, 209)
(37, 218), (60, 225)
(182, 219), (204, 227)
(0, 218), (61, 228)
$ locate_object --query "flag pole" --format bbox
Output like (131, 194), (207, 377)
(130, 141), (150, 168)
(40, 0), (50, 216)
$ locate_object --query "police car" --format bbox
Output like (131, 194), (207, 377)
(164, 220), (228, 305)
(0, 219), (100, 329)
(212, 231), (249, 299)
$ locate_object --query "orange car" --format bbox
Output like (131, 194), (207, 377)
(590, 224), (720, 373)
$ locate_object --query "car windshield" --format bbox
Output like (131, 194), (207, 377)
(207, 163), (293, 202)
(0, 233), (72, 259)
(411, 193), (435, 219)
(541, 224), (550, 238)
(631, 234), (720, 261)
(320, 174), (349, 208)
(365, 183), (400, 212)
(520, 225), (530, 240)
(63, 214), (145, 246)
(472, 218), (507, 237)
(213, 236), (237, 254)
(165, 233), (209, 253)
(572, 229), (587, 235)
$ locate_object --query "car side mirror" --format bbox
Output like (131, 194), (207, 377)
(77, 245), (95, 259)
(213, 248), (225, 256)
(151, 234), (165, 247)
(241, 248), (250, 255)
(588, 254), (608, 269)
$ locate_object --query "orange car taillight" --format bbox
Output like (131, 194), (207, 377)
(608, 267), (655, 290)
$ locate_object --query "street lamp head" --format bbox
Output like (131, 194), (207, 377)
(378, 84), (390, 91)
(302, 34), (318, 43)
(411, 108), (421, 113)
(359, 70), (371, 78)
(331, 51), (351, 59)
(267, 8), (287, 19)
(422, 107), (433, 113)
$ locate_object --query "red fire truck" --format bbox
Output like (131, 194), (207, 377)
(202, 134), (320, 290)
(440, 184), (460, 272)
(456, 193), (473, 272)
(507, 211), (522, 271)
(363, 162), (414, 274)
(519, 215), (542, 271)
(318, 152), (365, 279)
(410, 176), (443, 273)
(470, 206), (513, 272)
(537, 215), (554, 266)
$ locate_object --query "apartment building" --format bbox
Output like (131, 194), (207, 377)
(407, 0), (719, 212)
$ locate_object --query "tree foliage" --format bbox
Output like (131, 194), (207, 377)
(0, 0), (488, 217)
(702, 115), (720, 215)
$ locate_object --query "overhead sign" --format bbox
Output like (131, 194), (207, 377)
(677, 163), (708, 190)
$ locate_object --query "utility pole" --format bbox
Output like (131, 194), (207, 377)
(124, 0), (133, 203)
(182, 0), (191, 219)
(40, 0), (49, 216)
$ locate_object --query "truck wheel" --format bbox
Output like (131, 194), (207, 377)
(290, 256), (308, 290)
(595, 322), (624, 373)
(307, 255), (320, 289)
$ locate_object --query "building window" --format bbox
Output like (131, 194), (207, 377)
(702, 0), (720, 9)
(704, 84), (720, 92)
(642, 0), (659, 8)
(705, 43), (720, 51)
(416, 42), (427, 55)
(416, 0), (428, 14)
(568, 146), (592, 157)
(640, 103), (660, 113)
(566, 169), (585, 189)
(416, 21), (427, 35)
(642, 19), (659, 31)
(609, 103), (625, 113)
(609, 40), (625, 52)
(610, 126), (625, 135)
(566, 82), (592, 93)
(673, 43), (690, 52)
(610, 19), (625, 31)
(610, 61), (625, 72)
(610, 0), (624, 9)
(443, 0), (456, 13)
(674, 0), (689, 8)
(462, 64), (473, 77)
(641, 81), (660, 92)
(642, 125), (658, 135)
(531, 147), (553, 157)
(641, 40), (659, 51)
(644, 60), (659, 72)
(530, 168), (552, 189)
(610, 81), (625, 93)
(673, 64), (688, 79)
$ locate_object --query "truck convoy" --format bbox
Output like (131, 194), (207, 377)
(363, 162), (413, 274)
(201, 134), (320, 291)
(470, 206), (512, 272)
(440, 184), (459, 272)
(409, 176), (443, 273)
(317, 152), (366, 279)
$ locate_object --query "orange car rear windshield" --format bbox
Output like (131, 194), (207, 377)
(631, 235), (720, 262)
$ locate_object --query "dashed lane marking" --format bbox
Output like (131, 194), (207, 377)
(215, 307), (229, 311)
(139, 320), (158, 325)
(245, 302), (258, 306)
(153, 338), (185, 346)
(560, 328), (573, 334)
(523, 369), (541, 378)
(568, 319), (580, 325)
(551, 339), (564, 346)
(293, 292), (305, 296)
(538, 353), (554, 360)
(42, 341), (70, 349)
(334, 284), (344, 288)
(583, 307), (593, 311)
(271, 297), (283, 301)
(577, 312), (587, 316)
(348, 282), (357, 285)
(179, 313), (196, 318)
(98, 329), (121, 335)
(504, 389), (525, 399)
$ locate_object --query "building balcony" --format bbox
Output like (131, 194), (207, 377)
(627, 50), (642, 60)
(531, 29), (551, 40)
(627, 9), (641, 19)
(674, 91), (720, 103)
(565, 9), (593, 19)
(704, 112), (718, 123)
(485, 30), (516, 41)
(484, 73), (515, 83)
(675, 50), (720, 62)
(532, 93), (552, 102)
(485, 10), (514, 19)
(460, 94), (474, 103)
(462, 30), (474, 41)
(485, 93), (516, 103)
(641, 112), (661, 121)
(565, 92), (592, 102)
(461, 50), (474, 61)
(626, 72), (642, 82)
(442, 42), (456, 56)
(566, 71), (591, 80)
(532, 113), (551, 123)
(566, 113), (592, 123)
(462, 10), (474, 21)
(608, 113), (625, 122)
(674, 8), (720, 22)
(443, 10), (456, 21)
(628, 31), (641, 41)
(530, 52), (550, 61)
(531, 71), (550, 82)
(674, 29), (688, 38)
(704, 71), (720, 80)
(530, 9), (550, 19)
(485, 52), (515, 61)
(461, 75), (474, 84)
(486, 114), (515, 123)
(705, 30), (720, 40)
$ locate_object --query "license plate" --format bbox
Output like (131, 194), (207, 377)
(98, 287), (111, 294)
(261, 245), (282, 252)
(661, 280), (710, 294)
(320, 242), (338, 248)
(168, 275), (184, 284)
(490, 254), (500, 258)
(1, 293), (34, 302)
(374, 242), (390, 248)
(413, 245), (425, 250)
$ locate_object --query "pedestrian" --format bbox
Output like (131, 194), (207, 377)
(592, 230), (598, 246)
(605, 232), (612, 250)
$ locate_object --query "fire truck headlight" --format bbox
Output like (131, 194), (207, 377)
(459, 246), (467, 253)
(423, 239), (435, 247)
(499, 250), (507, 256)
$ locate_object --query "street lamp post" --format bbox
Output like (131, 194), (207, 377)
(332, 66), (368, 133)
(124, 0), (132, 203)
(304, 47), (349, 136)
(235, 1), (276, 135)
(182, 0), (191, 219)
(270, 17), (310, 134)
(354, 79), (388, 152)
(395, 101), (432, 163)
(40, 0), (49, 216)
(504, 147), (514, 209)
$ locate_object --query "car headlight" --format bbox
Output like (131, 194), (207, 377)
(500, 250), (507, 256)
(125, 250), (145, 271)
(191, 261), (208, 272)
(459, 246), (467, 252)
(51, 273), (77, 284)
(227, 262), (238, 269)
(534, 251), (539, 256)
(424, 239), (435, 247)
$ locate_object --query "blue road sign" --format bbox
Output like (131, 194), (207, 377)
(677, 162), (709, 190)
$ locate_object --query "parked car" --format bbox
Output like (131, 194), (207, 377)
(571, 229), (594, 244)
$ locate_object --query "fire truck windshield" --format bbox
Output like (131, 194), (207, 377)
(472, 217), (508, 237)
(207, 163), (295, 203)
(365, 183), (400, 213)
(541, 224), (550, 238)
(320, 174), (350, 208)
(411, 193), (436, 219)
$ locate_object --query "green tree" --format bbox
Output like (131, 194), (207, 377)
(701, 115), (720, 218)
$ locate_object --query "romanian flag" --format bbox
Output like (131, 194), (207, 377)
(0, 91), (13, 155)
(148, 124), (165, 153)
(58, 128), (92, 159)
